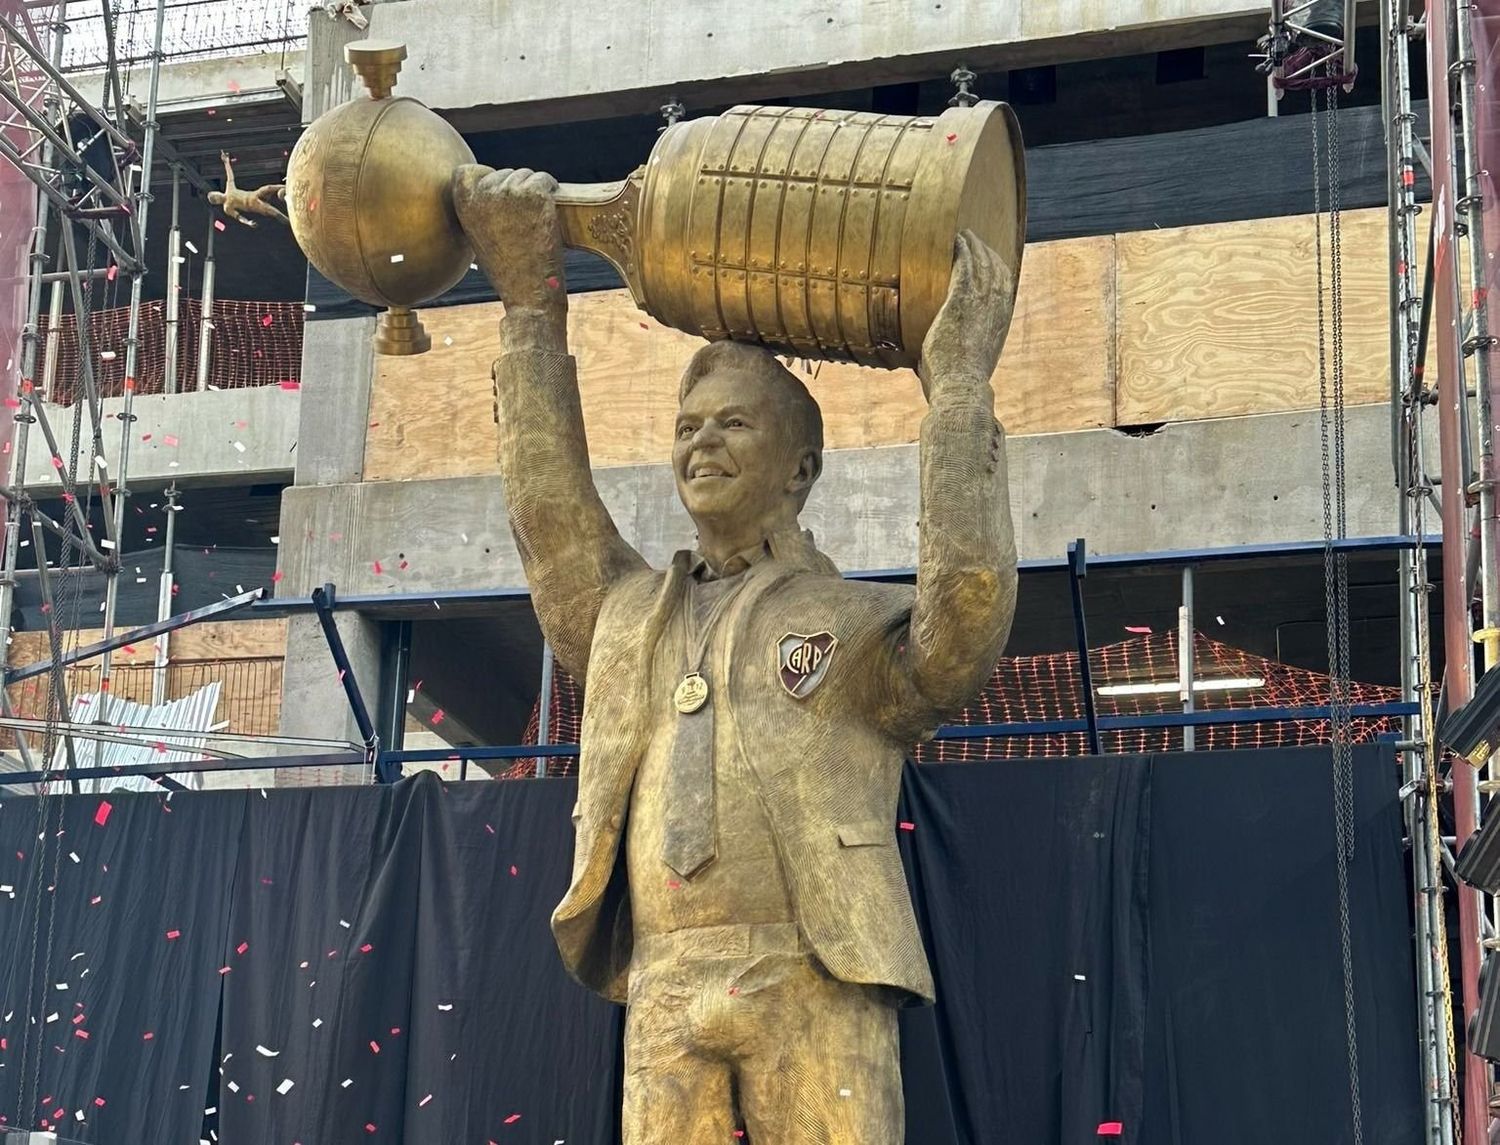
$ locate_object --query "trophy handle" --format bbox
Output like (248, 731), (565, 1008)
(556, 173), (644, 305)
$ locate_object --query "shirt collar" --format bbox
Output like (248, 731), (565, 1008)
(689, 526), (835, 580)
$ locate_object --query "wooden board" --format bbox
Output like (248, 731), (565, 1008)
(363, 234), (1117, 481)
(5, 619), (288, 739)
(1115, 206), (1432, 425)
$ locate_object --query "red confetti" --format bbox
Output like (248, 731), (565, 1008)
(124, 375), (136, 392)
(49, 455), (61, 469)
(74, 1029), (89, 1040)
(898, 821), (915, 831)
(227, 79), (241, 94)
(218, 966), (232, 975)
(280, 379), (301, 390)
(271, 570), (284, 584)
(360, 943), (373, 953)
(94, 1098), (105, 1107)
(165, 929), (181, 940)
(1097, 1123), (1124, 1137)
(509, 865), (518, 876)
(163, 434), (179, 447)
(89, 896), (101, 905)
(503, 1114), (521, 1125)
(430, 709), (446, 726)
(3, 397), (19, 409)
(372, 560), (383, 574)
(546, 275), (559, 289)
(945, 132), (957, 143)
(1124, 625), (1152, 635)
(142, 1031), (154, 1041)
(214, 219), (226, 231)
(93, 801), (112, 827)
(484, 823), (495, 835)
(237, 941), (249, 955)
(365, 1124), (376, 1134)
(261, 313), (274, 328)
(369, 1040), (380, 1054)
(106, 264), (117, 282)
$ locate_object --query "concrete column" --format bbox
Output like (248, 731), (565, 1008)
(276, 609), (381, 787)
(295, 314), (376, 486)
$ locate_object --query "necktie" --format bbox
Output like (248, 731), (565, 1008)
(660, 576), (741, 878)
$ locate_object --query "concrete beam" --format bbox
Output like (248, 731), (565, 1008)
(118, 49), (307, 112)
(356, 0), (1319, 130)
(21, 385), (298, 493)
(274, 403), (1407, 599)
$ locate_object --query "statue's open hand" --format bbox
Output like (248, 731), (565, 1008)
(917, 230), (1016, 403)
(452, 165), (566, 314)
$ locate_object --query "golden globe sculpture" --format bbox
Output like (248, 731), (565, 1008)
(287, 41), (1027, 367)
(285, 41), (475, 354)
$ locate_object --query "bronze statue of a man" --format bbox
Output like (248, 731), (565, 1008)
(455, 163), (1019, 1144)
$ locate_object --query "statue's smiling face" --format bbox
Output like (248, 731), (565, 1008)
(673, 370), (802, 527)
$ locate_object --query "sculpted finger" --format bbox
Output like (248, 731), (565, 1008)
(450, 163), (496, 219)
(502, 167), (535, 191)
(521, 170), (560, 197)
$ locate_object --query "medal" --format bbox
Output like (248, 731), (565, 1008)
(674, 672), (709, 714)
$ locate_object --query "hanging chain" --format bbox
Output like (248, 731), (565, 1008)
(1315, 75), (1365, 1145)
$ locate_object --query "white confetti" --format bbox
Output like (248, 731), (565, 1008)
(437, 1003), (453, 1011)
(68, 851), (79, 863)
(838, 1088), (852, 1098)
(390, 253), (405, 263)
(227, 1080), (239, 1093)
(277, 1078), (294, 1095)
(100, 350), (116, 361)
(100, 538), (116, 550)
(255, 1045), (280, 1057)
(341, 1078), (353, 1088)
(185, 240), (199, 254)
(340, 919), (351, 928)
(232, 441), (246, 453)
(45, 1011), (58, 1022)
(419, 1094), (433, 1107)
(313, 1018), (323, 1028)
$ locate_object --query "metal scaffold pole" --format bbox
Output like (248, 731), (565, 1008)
(1386, 0), (1460, 1137)
(98, 0), (167, 719)
(0, 3), (67, 780)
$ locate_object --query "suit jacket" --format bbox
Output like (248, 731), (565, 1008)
(492, 346), (1018, 1006)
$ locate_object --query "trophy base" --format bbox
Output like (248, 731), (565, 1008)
(373, 306), (431, 356)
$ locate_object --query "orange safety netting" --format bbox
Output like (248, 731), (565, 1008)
(33, 299), (304, 402)
(501, 631), (1401, 778)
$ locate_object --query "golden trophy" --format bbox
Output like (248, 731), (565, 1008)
(287, 40), (1026, 365)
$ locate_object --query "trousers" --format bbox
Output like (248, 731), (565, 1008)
(622, 922), (904, 1145)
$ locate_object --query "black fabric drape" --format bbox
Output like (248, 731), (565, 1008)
(0, 788), (242, 1141)
(0, 746), (1420, 1144)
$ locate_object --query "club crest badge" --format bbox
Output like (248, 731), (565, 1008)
(777, 632), (838, 699)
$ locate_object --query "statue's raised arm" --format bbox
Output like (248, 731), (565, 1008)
(453, 165), (648, 684)
(879, 230), (1021, 738)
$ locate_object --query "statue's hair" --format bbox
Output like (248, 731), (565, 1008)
(679, 340), (824, 459)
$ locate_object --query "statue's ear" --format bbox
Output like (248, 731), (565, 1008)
(789, 449), (821, 495)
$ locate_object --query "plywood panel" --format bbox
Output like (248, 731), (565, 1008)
(363, 234), (1117, 481)
(5, 619), (288, 740)
(1116, 206), (1431, 425)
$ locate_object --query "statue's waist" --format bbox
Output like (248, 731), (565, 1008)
(634, 921), (805, 964)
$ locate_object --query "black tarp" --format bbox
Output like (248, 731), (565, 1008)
(0, 746), (1421, 1143)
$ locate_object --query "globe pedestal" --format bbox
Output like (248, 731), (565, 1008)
(373, 306), (431, 356)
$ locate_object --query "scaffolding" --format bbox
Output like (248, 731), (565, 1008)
(0, 0), (164, 777)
